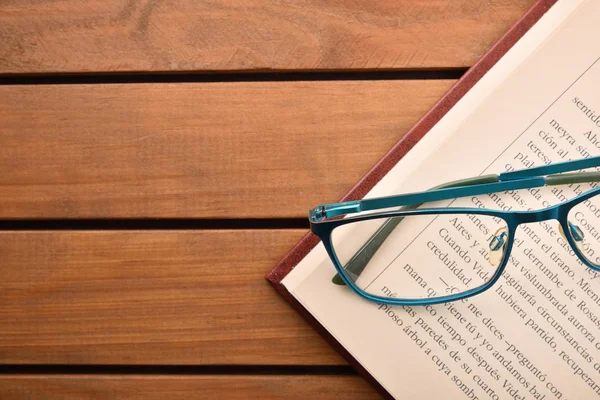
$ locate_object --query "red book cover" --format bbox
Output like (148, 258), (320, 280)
(267, 1), (559, 398)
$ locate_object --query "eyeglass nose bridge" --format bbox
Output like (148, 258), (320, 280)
(509, 204), (585, 247)
(512, 205), (560, 225)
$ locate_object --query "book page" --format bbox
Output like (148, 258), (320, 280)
(283, 1), (600, 399)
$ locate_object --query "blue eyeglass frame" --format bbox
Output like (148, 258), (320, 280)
(308, 156), (600, 307)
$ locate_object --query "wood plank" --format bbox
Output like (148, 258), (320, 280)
(0, 230), (347, 365)
(0, 0), (536, 74)
(0, 375), (381, 399)
(0, 80), (454, 219)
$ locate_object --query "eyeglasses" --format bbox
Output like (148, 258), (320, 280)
(309, 156), (600, 306)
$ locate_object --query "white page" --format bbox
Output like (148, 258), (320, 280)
(283, 1), (600, 399)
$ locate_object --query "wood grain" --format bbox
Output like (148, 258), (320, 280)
(0, 0), (536, 74)
(0, 375), (381, 400)
(0, 230), (347, 365)
(0, 80), (454, 219)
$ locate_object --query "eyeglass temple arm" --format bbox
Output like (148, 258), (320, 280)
(315, 156), (600, 222)
(499, 155), (600, 181)
(331, 169), (600, 285)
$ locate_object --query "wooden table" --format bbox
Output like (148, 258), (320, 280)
(0, 1), (536, 398)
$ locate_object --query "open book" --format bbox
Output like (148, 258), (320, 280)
(268, 0), (600, 398)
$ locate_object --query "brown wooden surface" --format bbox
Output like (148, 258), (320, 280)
(0, 1), (534, 398)
(0, 80), (453, 219)
(0, 230), (346, 365)
(0, 375), (380, 400)
(0, 0), (535, 74)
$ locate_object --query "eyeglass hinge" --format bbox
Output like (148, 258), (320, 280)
(309, 201), (361, 222)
